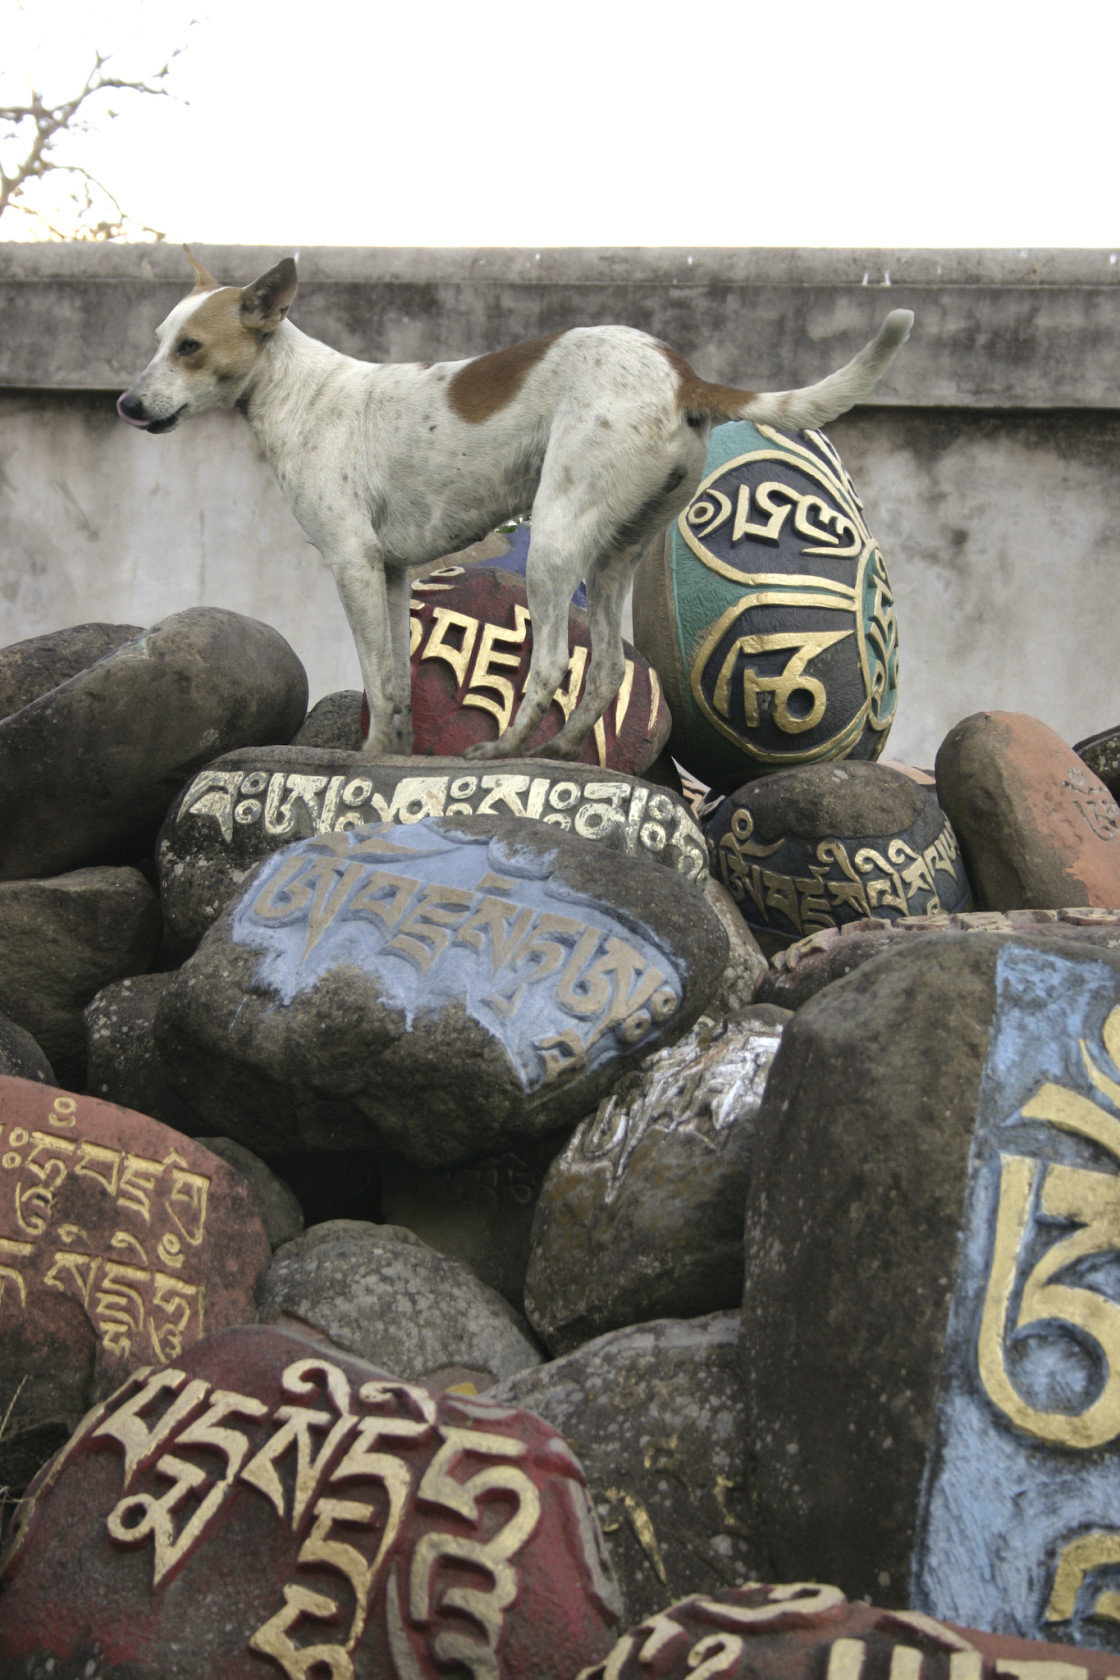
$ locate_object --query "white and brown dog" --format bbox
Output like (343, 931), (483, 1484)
(118, 248), (912, 759)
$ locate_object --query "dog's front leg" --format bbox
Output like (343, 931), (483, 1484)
(327, 544), (408, 755)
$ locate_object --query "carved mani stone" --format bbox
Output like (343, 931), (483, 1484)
(525, 1008), (789, 1354)
(367, 562), (670, 771)
(0, 1079), (269, 1434)
(0, 1323), (621, 1680)
(742, 931), (1120, 1648)
(154, 814), (729, 1168)
(632, 421), (899, 794)
(705, 760), (970, 953)
(157, 747), (708, 947)
(0, 608), (308, 883)
(576, 1582), (1120, 1680)
(936, 711), (1120, 911)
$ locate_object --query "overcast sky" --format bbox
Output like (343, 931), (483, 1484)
(3, 0), (1118, 251)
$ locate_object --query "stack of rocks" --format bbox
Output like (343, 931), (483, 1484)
(3, 424), (1120, 1677)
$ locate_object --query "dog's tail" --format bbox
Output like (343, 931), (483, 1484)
(683, 309), (914, 432)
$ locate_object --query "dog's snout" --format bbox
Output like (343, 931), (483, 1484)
(117, 392), (150, 427)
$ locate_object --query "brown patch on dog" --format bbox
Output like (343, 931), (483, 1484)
(175, 290), (261, 382)
(657, 342), (758, 424)
(448, 335), (561, 423)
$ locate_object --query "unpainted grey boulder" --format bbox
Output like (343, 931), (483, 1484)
(84, 973), (204, 1131)
(0, 607), (308, 880)
(195, 1136), (305, 1250)
(258, 1219), (542, 1389)
(490, 1312), (766, 1626)
(526, 1007), (788, 1354)
(0, 867), (160, 1088)
(0, 622), (143, 719)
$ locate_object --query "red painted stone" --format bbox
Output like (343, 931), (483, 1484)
(361, 565), (671, 772)
(936, 711), (1120, 910)
(0, 1323), (621, 1680)
(0, 1079), (269, 1425)
(579, 1582), (1120, 1680)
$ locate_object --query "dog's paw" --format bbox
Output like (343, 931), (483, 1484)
(463, 738), (508, 761)
(531, 736), (582, 762)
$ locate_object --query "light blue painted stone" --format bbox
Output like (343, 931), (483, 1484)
(912, 943), (1120, 1650)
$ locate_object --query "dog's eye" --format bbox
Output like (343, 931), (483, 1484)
(176, 338), (201, 356)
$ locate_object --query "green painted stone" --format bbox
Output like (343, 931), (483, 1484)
(633, 422), (899, 794)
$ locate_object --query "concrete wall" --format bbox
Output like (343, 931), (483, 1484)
(1, 242), (1118, 769)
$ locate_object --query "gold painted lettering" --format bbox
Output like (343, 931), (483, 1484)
(465, 606), (531, 733)
(387, 884), (475, 974)
(1047, 1530), (1120, 1623)
(551, 644), (589, 725)
(93, 1366), (210, 1489)
(164, 1157), (210, 1247)
(249, 1583), (353, 1680)
(713, 629), (851, 733)
(687, 1634), (745, 1680)
(827, 1640), (867, 1680)
(422, 606), (480, 689)
(117, 1154), (166, 1223)
(347, 869), (420, 934)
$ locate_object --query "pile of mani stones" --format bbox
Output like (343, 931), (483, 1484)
(1, 583), (1120, 1678)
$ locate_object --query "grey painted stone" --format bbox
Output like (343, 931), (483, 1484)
(0, 622), (143, 719)
(0, 607), (308, 882)
(290, 688), (365, 749)
(742, 930), (1120, 1649)
(706, 760), (970, 952)
(490, 1312), (766, 1626)
(154, 814), (728, 1166)
(379, 1137), (559, 1310)
(157, 747), (709, 946)
(195, 1136), (305, 1250)
(258, 1219), (542, 1389)
(756, 906), (1120, 1011)
(83, 973), (205, 1132)
(526, 1009), (787, 1354)
(0, 867), (160, 1089)
(0, 1012), (54, 1085)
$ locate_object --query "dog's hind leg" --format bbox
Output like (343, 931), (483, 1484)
(533, 543), (641, 761)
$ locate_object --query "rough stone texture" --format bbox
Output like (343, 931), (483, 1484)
(742, 931), (1120, 1644)
(490, 1312), (764, 1626)
(84, 973), (205, 1132)
(258, 1219), (542, 1389)
(0, 1014), (54, 1085)
(0, 607), (308, 882)
(0, 1323), (621, 1680)
(0, 622), (143, 719)
(154, 815), (728, 1167)
(632, 422), (898, 794)
(526, 1010), (787, 1354)
(1076, 723), (1120, 802)
(290, 688), (365, 749)
(0, 867), (160, 1090)
(194, 1137), (304, 1251)
(158, 748), (707, 946)
(580, 1585), (1120, 1680)
(706, 761), (970, 952)
(379, 1137), (560, 1310)
(398, 564), (670, 769)
(700, 874), (768, 1014)
(0, 1080), (270, 1436)
(936, 710), (1120, 910)
(756, 906), (1120, 1011)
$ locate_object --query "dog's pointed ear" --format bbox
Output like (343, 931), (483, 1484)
(184, 244), (220, 292)
(240, 258), (298, 334)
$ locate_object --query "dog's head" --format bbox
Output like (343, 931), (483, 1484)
(117, 246), (298, 432)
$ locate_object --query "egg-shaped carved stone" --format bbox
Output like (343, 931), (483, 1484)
(633, 421), (899, 794)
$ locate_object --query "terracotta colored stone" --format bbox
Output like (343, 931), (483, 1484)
(157, 748), (707, 945)
(632, 421), (899, 793)
(706, 761), (970, 953)
(0, 1079), (269, 1433)
(756, 906), (1120, 1011)
(579, 1582), (1120, 1680)
(936, 711), (1120, 910)
(362, 564), (670, 771)
(0, 1323), (621, 1680)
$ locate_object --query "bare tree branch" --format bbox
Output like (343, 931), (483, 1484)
(0, 42), (188, 239)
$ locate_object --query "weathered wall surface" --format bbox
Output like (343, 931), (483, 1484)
(1, 243), (1117, 768)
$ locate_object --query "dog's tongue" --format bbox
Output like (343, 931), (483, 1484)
(116, 393), (149, 427)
